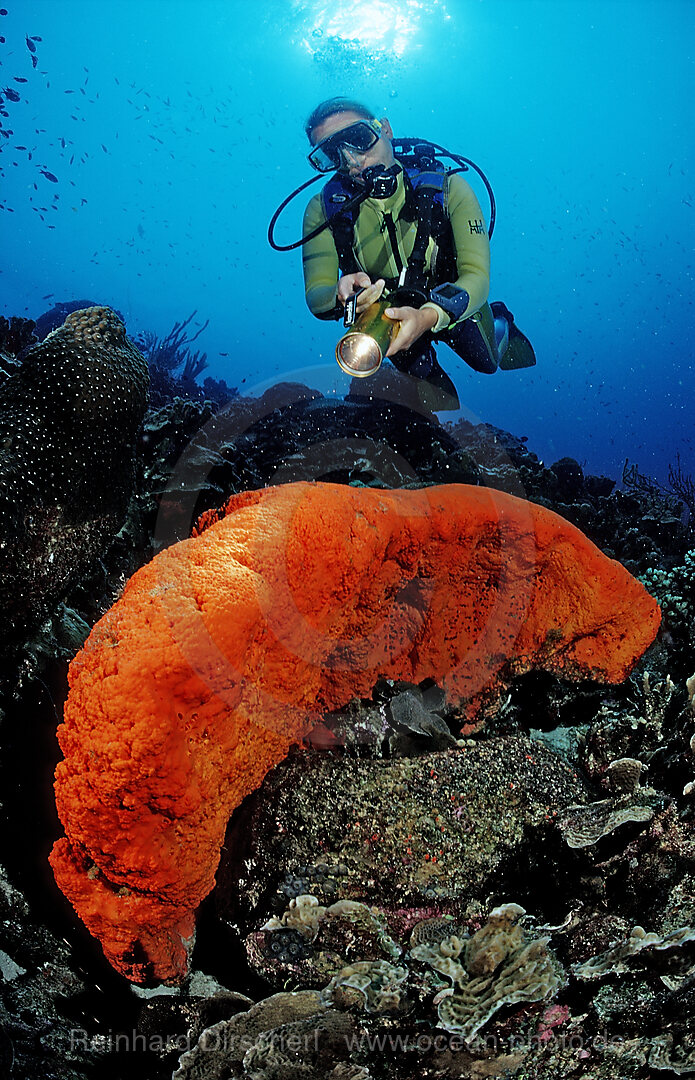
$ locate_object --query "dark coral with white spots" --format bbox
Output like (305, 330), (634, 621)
(0, 306), (149, 643)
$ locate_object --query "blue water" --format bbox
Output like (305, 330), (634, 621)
(2, 0), (693, 483)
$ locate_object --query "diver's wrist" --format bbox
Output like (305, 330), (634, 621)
(420, 302), (447, 332)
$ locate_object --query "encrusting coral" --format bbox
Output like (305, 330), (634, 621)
(573, 923), (695, 981)
(558, 796), (657, 848)
(410, 903), (563, 1042)
(49, 481), (660, 983)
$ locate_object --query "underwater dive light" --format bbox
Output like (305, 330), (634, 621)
(336, 299), (399, 377)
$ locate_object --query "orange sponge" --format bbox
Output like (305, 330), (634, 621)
(50, 482), (660, 983)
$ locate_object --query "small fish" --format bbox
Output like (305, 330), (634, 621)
(42, 293), (54, 298)
(0, 8), (7, 14)
(31, 55), (37, 68)
(25, 35), (36, 53)
(101, 143), (107, 152)
(40, 168), (58, 182)
(2, 87), (20, 102)
(13, 77), (28, 83)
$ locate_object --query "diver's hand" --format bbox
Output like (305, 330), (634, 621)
(384, 305), (438, 357)
(337, 273), (385, 314)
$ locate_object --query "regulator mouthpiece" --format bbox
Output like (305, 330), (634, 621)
(361, 163), (400, 200)
(336, 300), (399, 378)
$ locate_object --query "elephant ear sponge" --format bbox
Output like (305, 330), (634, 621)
(49, 481), (660, 984)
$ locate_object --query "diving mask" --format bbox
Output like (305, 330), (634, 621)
(308, 119), (383, 173)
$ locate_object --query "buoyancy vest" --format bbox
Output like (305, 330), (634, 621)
(320, 160), (457, 294)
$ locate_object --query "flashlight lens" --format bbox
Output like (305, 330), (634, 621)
(336, 333), (382, 377)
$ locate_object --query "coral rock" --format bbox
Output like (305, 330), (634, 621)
(0, 306), (149, 640)
(50, 481), (660, 983)
(172, 990), (357, 1080)
(220, 736), (590, 968)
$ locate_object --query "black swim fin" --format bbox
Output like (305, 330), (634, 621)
(491, 301), (537, 370)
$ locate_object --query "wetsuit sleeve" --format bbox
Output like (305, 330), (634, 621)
(421, 173), (491, 332)
(302, 193), (342, 320)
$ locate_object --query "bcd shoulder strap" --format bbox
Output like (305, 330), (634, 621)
(320, 175), (361, 275)
(404, 165), (447, 291)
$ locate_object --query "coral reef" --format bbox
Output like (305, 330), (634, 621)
(134, 310), (209, 405)
(49, 480), (658, 984)
(2, 361), (694, 1077)
(642, 551), (695, 678)
(573, 923), (695, 980)
(133, 311), (238, 406)
(0, 306), (149, 647)
(0, 857), (116, 1079)
(0, 314), (36, 383)
(208, 666), (695, 1078)
(174, 902), (565, 1080)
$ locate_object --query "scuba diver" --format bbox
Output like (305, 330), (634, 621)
(269, 96), (536, 412)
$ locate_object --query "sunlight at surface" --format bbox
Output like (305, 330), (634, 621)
(291, 0), (450, 76)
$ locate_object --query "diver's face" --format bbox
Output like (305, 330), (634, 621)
(310, 110), (395, 183)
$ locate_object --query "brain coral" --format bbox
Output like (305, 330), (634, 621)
(49, 481), (660, 984)
(0, 306), (149, 638)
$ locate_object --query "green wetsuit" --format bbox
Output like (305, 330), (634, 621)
(302, 167), (490, 333)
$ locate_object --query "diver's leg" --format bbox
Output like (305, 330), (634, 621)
(441, 303), (499, 374)
(390, 339), (460, 411)
(441, 302), (536, 373)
